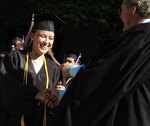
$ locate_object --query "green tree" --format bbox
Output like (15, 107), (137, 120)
(0, 0), (123, 42)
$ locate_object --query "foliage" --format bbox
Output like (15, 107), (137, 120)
(0, 0), (123, 41)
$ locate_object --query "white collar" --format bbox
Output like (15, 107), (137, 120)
(141, 18), (150, 23)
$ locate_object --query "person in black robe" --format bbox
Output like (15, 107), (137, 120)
(0, 15), (64, 126)
(10, 36), (24, 51)
(50, 0), (150, 126)
(59, 47), (86, 89)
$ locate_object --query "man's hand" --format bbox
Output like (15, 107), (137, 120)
(45, 88), (59, 108)
(34, 89), (60, 108)
(55, 81), (65, 90)
(59, 63), (72, 80)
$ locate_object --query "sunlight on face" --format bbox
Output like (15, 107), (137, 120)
(120, 0), (131, 30)
(31, 30), (55, 55)
(64, 57), (75, 66)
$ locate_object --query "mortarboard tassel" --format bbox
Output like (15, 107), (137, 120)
(75, 53), (81, 65)
(21, 14), (34, 50)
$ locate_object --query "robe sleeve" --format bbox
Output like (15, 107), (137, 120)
(51, 26), (150, 126)
(69, 36), (150, 125)
(0, 51), (39, 115)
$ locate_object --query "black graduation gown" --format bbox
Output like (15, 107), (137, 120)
(0, 50), (61, 126)
(51, 23), (150, 126)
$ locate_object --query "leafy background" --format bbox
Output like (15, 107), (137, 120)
(0, 0), (123, 62)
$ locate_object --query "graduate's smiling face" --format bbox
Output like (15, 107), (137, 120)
(31, 30), (54, 55)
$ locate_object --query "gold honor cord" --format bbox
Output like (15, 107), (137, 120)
(43, 56), (49, 126)
(21, 52), (29, 126)
(66, 77), (72, 84)
(21, 52), (49, 126)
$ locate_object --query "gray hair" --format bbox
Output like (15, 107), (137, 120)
(124, 0), (150, 17)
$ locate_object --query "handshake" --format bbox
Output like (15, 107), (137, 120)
(34, 81), (66, 108)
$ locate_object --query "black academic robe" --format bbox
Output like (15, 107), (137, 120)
(51, 23), (150, 126)
(0, 50), (61, 126)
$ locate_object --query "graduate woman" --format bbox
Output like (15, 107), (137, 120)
(0, 15), (63, 126)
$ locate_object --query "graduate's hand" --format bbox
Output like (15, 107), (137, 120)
(34, 90), (48, 101)
(55, 81), (65, 90)
(35, 89), (59, 108)
(59, 63), (72, 80)
(44, 88), (60, 108)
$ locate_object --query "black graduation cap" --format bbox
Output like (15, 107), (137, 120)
(64, 47), (86, 64)
(12, 37), (23, 43)
(32, 13), (65, 33)
(32, 20), (55, 32)
(12, 32), (24, 43)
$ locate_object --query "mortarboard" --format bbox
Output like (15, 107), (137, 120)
(12, 32), (25, 43)
(32, 13), (65, 32)
(64, 48), (86, 64)
(12, 37), (23, 43)
(32, 20), (55, 32)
